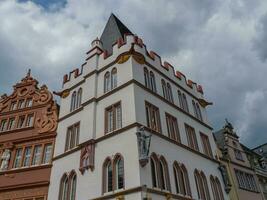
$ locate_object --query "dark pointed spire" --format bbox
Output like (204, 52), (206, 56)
(100, 13), (133, 53)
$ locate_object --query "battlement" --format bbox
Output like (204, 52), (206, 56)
(62, 34), (204, 95)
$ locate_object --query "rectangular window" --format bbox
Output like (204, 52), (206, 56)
(200, 133), (213, 157)
(185, 124), (199, 151)
(0, 119), (7, 132)
(235, 169), (258, 192)
(17, 116), (25, 128)
(32, 145), (42, 166)
(42, 143), (53, 164)
(234, 149), (243, 161)
(105, 103), (122, 133)
(22, 146), (32, 167)
(65, 123), (80, 151)
(13, 148), (23, 168)
(145, 102), (161, 133)
(10, 101), (17, 111)
(17, 99), (25, 109)
(165, 113), (180, 142)
(25, 114), (34, 127)
(25, 98), (33, 107)
(7, 118), (15, 130)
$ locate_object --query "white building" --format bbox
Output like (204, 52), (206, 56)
(48, 14), (230, 200)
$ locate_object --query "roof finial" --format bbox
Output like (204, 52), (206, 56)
(27, 69), (31, 77)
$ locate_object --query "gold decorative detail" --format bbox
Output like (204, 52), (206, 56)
(36, 102), (58, 134)
(133, 53), (145, 64)
(117, 54), (131, 64)
(116, 195), (125, 200)
(165, 194), (172, 200)
(53, 89), (70, 98)
(198, 98), (213, 108)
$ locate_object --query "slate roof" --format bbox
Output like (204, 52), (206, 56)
(100, 13), (133, 54)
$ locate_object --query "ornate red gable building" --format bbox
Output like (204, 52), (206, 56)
(0, 71), (58, 200)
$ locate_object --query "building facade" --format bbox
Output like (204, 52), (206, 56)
(214, 120), (264, 200)
(48, 14), (229, 200)
(243, 143), (267, 199)
(0, 71), (58, 200)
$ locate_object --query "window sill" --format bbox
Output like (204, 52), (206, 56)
(0, 164), (52, 175)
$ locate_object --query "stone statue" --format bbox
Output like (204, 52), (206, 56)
(0, 149), (11, 171)
(136, 126), (151, 167)
(219, 164), (231, 193)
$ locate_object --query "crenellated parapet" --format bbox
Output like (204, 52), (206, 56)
(61, 34), (204, 96)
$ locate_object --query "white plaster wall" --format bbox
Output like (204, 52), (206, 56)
(48, 128), (141, 200)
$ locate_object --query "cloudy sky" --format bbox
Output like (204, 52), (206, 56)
(1, 0), (267, 147)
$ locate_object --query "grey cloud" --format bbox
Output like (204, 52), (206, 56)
(254, 13), (267, 62)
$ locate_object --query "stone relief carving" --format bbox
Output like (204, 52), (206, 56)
(36, 102), (58, 134)
(79, 142), (95, 174)
(136, 126), (152, 167)
(0, 149), (11, 171)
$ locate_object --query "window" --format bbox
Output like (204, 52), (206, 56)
(173, 162), (191, 196)
(76, 88), (82, 109)
(18, 99), (25, 109)
(105, 103), (122, 133)
(234, 149), (243, 161)
(185, 124), (199, 151)
(25, 98), (33, 107)
(42, 144), (53, 164)
(165, 113), (180, 142)
(65, 123), (80, 151)
(7, 118), (15, 130)
(150, 153), (170, 191)
(0, 119), (7, 132)
(111, 68), (117, 89)
(145, 102), (161, 133)
(13, 148), (23, 168)
(178, 91), (189, 112)
(210, 176), (224, 200)
(150, 156), (158, 188)
(26, 114), (34, 127)
(192, 100), (203, 121)
(150, 71), (157, 92)
(200, 133), (213, 157)
(194, 170), (210, 200)
(22, 147), (32, 167)
(115, 155), (124, 190)
(103, 158), (113, 193)
(70, 91), (77, 112)
(104, 71), (111, 93)
(17, 116), (25, 128)
(10, 101), (17, 111)
(32, 145), (42, 165)
(69, 172), (77, 200)
(59, 174), (69, 200)
(162, 79), (167, 99)
(235, 169), (258, 192)
(166, 83), (173, 103)
(144, 67), (151, 88)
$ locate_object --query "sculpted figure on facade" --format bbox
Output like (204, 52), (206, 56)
(79, 142), (95, 174)
(0, 149), (11, 171)
(136, 126), (152, 167)
(219, 164), (231, 193)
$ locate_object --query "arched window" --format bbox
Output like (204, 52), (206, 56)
(144, 67), (150, 88)
(159, 156), (171, 191)
(182, 93), (189, 112)
(59, 174), (69, 200)
(196, 103), (203, 121)
(178, 90), (183, 108)
(211, 176), (224, 200)
(103, 158), (113, 193)
(173, 162), (191, 196)
(166, 83), (173, 103)
(114, 155), (124, 190)
(111, 68), (117, 90)
(161, 79), (167, 99)
(150, 153), (159, 188)
(69, 172), (77, 200)
(76, 88), (82, 109)
(195, 170), (210, 200)
(150, 71), (157, 92)
(70, 91), (76, 112)
(104, 72), (111, 93)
